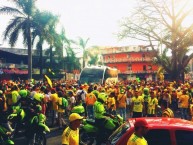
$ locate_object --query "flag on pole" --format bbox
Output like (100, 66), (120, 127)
(45, 75), (52, 88)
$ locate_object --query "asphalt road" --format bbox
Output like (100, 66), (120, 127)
(14, 129), (63, 145)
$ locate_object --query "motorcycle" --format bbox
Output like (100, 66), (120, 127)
(0, 124), (14, 145)
(8, 105), (50, 145)
(27, 113), (50, 145)
(80, 115), (123, 145)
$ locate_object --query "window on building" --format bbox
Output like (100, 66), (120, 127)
(128, 64), (132, 71)
(108, 56), (110, 60)
(127, 53), (130, 58)
(144, 129), (171, 145)
(143, 65), (146, 71)
(147, 65), (152, 70)
(175, 130), (193, 145)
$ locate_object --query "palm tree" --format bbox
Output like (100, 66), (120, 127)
(87, 46), (101, 65)
(77, 37), (90, 68)
(32, 11), (58, 79)
(0, 0), (38, 80)
(47, 21), (61, 70)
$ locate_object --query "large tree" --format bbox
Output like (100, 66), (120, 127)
(119, 0), (193, 81)
(87, 46), (102, 65)
(32, 11), (57, 79)
(0, 0), (38, 80)
(77, 37), (90, 68)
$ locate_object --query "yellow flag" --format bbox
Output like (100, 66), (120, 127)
(45, 75), (52, 88)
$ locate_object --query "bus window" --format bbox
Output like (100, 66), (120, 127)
(79, 66), (118, 84)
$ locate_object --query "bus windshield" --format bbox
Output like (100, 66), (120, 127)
(79, 67), (104, 84)
(79, 66), (118, 84)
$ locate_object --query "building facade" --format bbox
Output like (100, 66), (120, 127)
(100, 45), (158, 81)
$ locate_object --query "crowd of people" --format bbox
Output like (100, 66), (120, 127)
(0, 79), (193, 144)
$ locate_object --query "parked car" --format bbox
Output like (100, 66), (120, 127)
(108, 117), (193, 145)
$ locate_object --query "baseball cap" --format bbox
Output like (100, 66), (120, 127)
(134, 118), (149, 127)
(69, 113), (83, 122)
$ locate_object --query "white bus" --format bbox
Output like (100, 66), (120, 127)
(79, 66), (118, 84)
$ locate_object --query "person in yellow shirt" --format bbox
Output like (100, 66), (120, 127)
(178, 90), (189, 120)
(127, 118), (149, 145)
(107, 92), (116, 115)
(85, 88), (97, 119)
(50, 88), (59, 127)
(62, 113), (83, 145)
(117, 89), (127, 121)
(131, 90), (144, 118)
(147, 91), (158, 117)
(58, 91), (68, 129)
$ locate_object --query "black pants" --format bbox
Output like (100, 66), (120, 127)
(82, 102), (87, 117)
(147, 114), (156, 117)
(132, 112), (142, 118)
(0, 111), (8, 123)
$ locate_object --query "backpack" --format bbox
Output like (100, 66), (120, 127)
(58, 97), (68, 109)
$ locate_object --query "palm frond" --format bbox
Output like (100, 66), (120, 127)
(8, 19), (26, 47)
(3, 16), (24, 40)
(0, 7), (25, 16)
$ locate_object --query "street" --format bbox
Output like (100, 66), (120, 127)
(14, 128), (63, 145)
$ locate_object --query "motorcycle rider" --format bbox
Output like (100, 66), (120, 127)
(0, 90), (14, 132)
(94, 89), (116, 145)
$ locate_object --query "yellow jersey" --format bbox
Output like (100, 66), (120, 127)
(107, 97), (116, 110)
(132, 96), (144, 112)
(50, 93), (59, 111)
(148, 98), (158, 115)
(58, 97), (65, 113)
(61, 126), (79, 145)
(179, 94), (189, 108)
(127, 133), (148, 145)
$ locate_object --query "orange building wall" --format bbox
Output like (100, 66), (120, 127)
(103, 51), (158, 74)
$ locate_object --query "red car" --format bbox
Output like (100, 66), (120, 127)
(108, 117), (193, 145)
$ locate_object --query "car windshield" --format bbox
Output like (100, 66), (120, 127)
(108, 122), (130, 145)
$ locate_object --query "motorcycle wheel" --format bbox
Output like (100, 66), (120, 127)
(79, 131), (94, 145)
(28, 133), (46, 145)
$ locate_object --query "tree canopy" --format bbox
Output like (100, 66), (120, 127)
(119, 0), (193, 81)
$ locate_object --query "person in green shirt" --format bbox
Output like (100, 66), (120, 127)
(11, 85), (20, 105)
(94, 89), (115, 145)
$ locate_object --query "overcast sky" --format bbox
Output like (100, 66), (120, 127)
(0, 0), (145, 49)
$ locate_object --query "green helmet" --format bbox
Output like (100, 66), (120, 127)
(19, 90), (28, 98)
(143, 88), (149, 94)
(98, 93), (107, 102)
(34, 93), (44, 102)
(120, 89), (125, 94)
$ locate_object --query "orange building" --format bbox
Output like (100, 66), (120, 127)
(100, 45), (158, 81)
